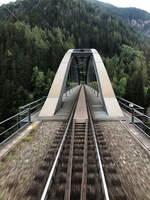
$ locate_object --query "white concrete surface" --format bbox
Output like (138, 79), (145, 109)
(91, 49), (124, 117)
(39, 86), (81, 121)
(39, 49), (73, 117)
(74, 86), (88, 123)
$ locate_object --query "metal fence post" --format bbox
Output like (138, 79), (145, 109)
(129, 103), (134, 123)
(19, 109), (22, 128)
(17, 114), (19, 130)
(28, 106), (31, 123)
(132, 107), (134, 123)
(69, 87), (70, 94)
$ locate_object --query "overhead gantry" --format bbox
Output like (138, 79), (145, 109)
(39, 49), (124, 118)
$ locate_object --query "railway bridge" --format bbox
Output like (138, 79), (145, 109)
(0, 49), (150, 200)
(39, 49), (123, 120)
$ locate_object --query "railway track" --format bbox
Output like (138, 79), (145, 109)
(26, 86), (127, 200)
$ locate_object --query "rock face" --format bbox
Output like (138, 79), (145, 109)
(91, 0), (150, 37)
(130, 19), (150, 37)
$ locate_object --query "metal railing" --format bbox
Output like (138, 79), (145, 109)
(117, 96), (150, 138)
(63, 84), (79, 97)
(0, 97), (46, 145)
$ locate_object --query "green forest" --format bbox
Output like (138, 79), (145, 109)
(0, 0), (150, 122)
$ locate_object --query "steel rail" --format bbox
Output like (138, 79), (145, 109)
(87, 105), (110, 200)
(40, 107), (75, 200)
(80, 119), (88, 200)
(41, 85), (109, 200)
(64, 120), (75, 200)
(40, 87), (81, 200)
(84, 85), (110, 200)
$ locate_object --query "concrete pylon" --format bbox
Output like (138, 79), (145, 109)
(39, 49), (123, 118)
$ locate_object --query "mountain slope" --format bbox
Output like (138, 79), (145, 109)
(0, 0), (143, 57)
(88, 0), (150, 37)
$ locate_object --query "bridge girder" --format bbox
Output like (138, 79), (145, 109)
(39, 49), (123, 118)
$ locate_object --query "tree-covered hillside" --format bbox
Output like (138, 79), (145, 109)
(0, 0), (142, 56)
(88, 0), (150, 37)
(0, 0), (150, 122)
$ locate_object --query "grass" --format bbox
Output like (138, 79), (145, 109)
(69, 82), (78, 87)
(35, 147), (40, 153)
(1, 149), (16, 162)
(88, 81), (98, 90)
(31, 123), (37, 132)
(22, 135), (33, 144)
(0, 165), (4, 172)
(16, 134), (33, 149)
(1, 134), (33, 163)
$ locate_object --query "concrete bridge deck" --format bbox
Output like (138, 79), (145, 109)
(38, 84), (125, 121)
(73, 86), (88, 123)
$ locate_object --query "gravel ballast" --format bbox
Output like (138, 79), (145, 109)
(0, 121), (62, 200)
(0, 120), (150, 200)
(96, 121), (150, 200)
